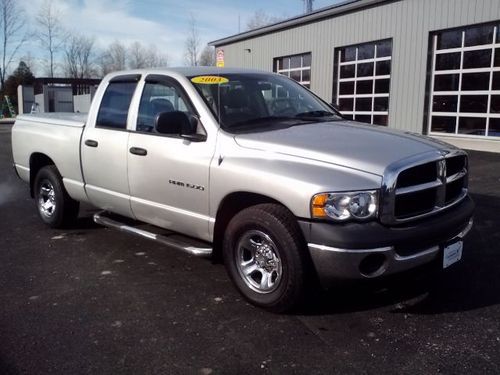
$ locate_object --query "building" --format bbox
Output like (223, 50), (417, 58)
(17, 78), (101, 114)
(210, 0), (500, 152)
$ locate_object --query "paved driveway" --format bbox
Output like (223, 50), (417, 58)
(1, 124), (499, 374)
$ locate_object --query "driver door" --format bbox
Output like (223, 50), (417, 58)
(127, 75), (214, 240)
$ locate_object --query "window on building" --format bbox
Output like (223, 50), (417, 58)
(333, 39), (392, 126)
(428, 22), (500, 138)
(274, 53), (311, 88)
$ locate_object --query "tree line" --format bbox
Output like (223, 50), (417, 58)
(0, 0), (285, 116)
(0, 0), (219, 90)
(0, 0), (284, 99)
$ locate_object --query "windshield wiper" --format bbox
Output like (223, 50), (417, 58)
(230, 116), (306, 128)
(295, 110), (337, 118)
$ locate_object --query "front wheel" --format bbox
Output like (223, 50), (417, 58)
(34, 165), (80, 228)
(223, 204), (309, 312)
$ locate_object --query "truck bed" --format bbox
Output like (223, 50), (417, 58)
(16, 113), (88, 128)
(12, 112), (89, 203)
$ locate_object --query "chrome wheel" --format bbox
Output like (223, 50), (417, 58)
(236, 230), (282, 294)
(38, 180), (57, 218)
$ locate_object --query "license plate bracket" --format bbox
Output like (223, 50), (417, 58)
(443, 240), (463, 269)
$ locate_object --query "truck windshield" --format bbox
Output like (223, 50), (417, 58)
(189, 73), (342, 133)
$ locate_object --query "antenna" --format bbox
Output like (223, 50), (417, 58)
(303, 0), (314, 13)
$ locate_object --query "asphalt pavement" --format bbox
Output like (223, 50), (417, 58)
(1, 124), (499, 374)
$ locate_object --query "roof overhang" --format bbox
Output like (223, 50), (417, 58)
(209, 0), (394, 47)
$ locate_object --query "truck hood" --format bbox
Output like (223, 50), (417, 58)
(234, 121), (455, 176)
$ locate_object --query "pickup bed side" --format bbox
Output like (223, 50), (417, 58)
(12, 113), (87, 202)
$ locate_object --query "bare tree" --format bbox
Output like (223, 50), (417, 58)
(64, 33), (96, 78)
(128, 41), (147, 69)
(0, 0), (27, 89)
(97, 41), (168, 76)
(128, 42), (169, 69)
(36, 0), (66, 78)
(246, 9), (282, 30)
(144, 44), (168, 68)
(184, 14), (200, 66)
(199, 45), (215, 66)
(98, 40), (127, 76)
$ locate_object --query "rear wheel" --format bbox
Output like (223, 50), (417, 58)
(34, 165), (79, 228)
(223, 204), (308, 312)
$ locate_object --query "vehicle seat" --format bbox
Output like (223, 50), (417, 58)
(222, 88), (254, 125)
(151, 98), (174, 114)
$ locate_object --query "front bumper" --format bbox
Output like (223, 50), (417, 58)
(299, 195), (474, 287)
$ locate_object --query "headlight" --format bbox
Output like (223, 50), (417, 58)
(311, 190), (378, 221)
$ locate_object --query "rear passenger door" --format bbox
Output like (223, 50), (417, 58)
(81, 75), (140, 217)
(127, 75), (214, 240)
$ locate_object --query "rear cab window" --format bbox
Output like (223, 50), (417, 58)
(96, 75), (140, 129)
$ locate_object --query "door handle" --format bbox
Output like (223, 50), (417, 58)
(85, 139), (98, 147)
(129, 147), (148, 156)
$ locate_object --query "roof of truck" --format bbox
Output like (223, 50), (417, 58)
(105, 67), (273, 80)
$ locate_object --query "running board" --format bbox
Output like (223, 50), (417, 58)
(93, 212), (212, 257)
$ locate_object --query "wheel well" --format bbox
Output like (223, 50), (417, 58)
(29, 153), (55, 197)
(212, 192), (288, 262)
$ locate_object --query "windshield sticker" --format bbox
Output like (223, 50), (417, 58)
(191, 76), (229, 84)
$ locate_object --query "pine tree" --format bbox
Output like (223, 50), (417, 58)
(3, 61), (35, 113)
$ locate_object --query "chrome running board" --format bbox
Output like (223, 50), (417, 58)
(93, 211), (212, 257)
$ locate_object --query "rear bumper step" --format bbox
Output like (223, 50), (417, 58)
(93, 211), (212, 257)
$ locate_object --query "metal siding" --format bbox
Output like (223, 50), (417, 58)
(216, 0), (500, 133)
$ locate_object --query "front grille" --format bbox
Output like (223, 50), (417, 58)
(397, 162), (437, 188)
(446, 155), (466, 177)
(381, 151), (468, 224)
(395, 187), (438, 218)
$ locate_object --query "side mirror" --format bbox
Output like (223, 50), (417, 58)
(154, 111), (207, 142)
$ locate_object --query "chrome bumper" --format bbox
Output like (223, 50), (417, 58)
(308, 218), (473, 286)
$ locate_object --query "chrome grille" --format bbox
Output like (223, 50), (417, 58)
(380, 150), (468, 225)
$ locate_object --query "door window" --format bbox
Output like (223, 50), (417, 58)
(136, 81), (193, 133)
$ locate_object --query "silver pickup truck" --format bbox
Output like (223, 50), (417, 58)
(12, 67), (474, 312)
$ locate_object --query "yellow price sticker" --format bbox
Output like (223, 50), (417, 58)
(191, 76), (229, 84)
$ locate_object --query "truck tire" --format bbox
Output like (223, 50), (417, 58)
(223, 203), (308, 312)
(34, 165), (80, 228)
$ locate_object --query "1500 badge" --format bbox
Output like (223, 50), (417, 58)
(169, 179), (205, 191)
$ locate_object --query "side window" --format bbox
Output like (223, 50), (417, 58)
(96, 81), (138, 129)
(136, 81), (193, 132)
